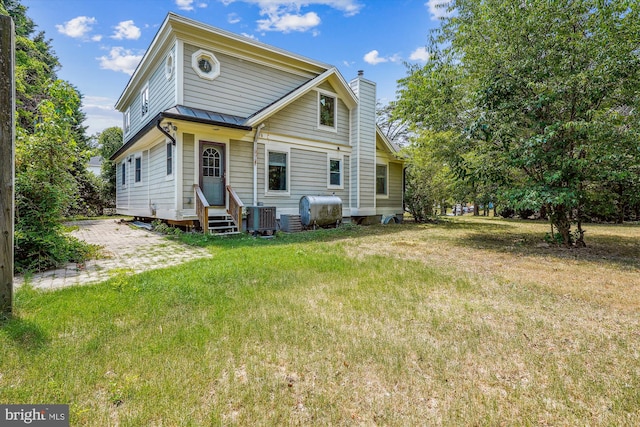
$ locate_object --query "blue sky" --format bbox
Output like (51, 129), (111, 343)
(22, 0), (449, 135)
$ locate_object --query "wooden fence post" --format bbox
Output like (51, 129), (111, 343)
(1, 15), (15, 317)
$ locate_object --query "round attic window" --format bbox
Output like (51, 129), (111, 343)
(192, 49), (220, 81)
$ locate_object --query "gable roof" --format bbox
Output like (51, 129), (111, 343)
(376, 126), (401, 154)
(245, 67), (358, 127)
(115, 12), (334, 111)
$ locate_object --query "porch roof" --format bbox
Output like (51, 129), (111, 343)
(110, 105), (252, 161)
(162, 105), (251, 130)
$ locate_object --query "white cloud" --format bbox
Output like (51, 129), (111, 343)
(388, 53), (402, 63)
(257, 11), (321, 33)
(82, 96), (122, 135)
(426, 0), (452, 20)
(176, 0), (195, 10)
(364, 50), (386, 65)
(228, 13), (241, 24)
(56, 16), (97, 39)
(175, 0), (208, 11)
(221, 1), (362, 33)
(91, 34), (103, 42)
(409, 46), (430, 62)
(226, 1), (362, 16)
(241, 32), (258, 40)
(98, 47), (143, 75)
(111, 20), (141, 40)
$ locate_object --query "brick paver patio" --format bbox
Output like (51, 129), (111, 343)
(14, 220), (212, 291)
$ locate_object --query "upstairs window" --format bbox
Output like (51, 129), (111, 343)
(123, 109), (130, 134)
(318, 92), (336, 130)
(268, 151), (287, 192)
(191, 49), (220, 81)
(141, 85), (149, 117)
(165, 52), (174, 80)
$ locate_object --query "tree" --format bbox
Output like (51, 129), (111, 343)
(395, 0), (640, 246)
(376, 101), (409, 146)
(3, 0), (94, 271)
(98, 126), (123, 206)
(14, 80), (92, 271)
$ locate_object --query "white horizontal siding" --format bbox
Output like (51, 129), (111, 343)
(229, 139), (254, 205)
(148, 139), (175, 210)
(265, 90), (350, 145)
(183, 43), (310, 117)
(125, 45), (176, 143)
(377, 162), (403, 210)
(253, 145), (350, 212)
(128, 152), (149, 209)
(352, 78), (377, 209)
(116, 160), (129, 208)
(183, 133), (195, 209)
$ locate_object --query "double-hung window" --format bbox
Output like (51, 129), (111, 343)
(328, 155), (343, 189)
(376, 164), (388, 196)
(141, 85), (149, 117)
(123, 109), (130, 134)
(121, 162), (127, 187)
(166, 142), (173, 176)
(134, 155), (142, 184)
(318, 91), (337, 131)
(268, 151), (287, 192)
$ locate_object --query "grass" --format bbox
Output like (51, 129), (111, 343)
(1, 217), (639, 425)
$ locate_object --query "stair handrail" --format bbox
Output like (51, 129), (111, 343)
(226, 185), (244, 232)
(194, 184), (210, 234)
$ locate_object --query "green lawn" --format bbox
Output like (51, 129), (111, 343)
(1, 218), (639, 425)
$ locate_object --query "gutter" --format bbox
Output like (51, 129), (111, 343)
(253, 123), (265, 206)
(156, 118), (176, 145)
(110, 109), (252, 161)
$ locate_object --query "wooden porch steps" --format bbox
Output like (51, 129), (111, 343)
(208, 214), (240, 235)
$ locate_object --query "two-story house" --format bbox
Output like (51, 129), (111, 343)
(110, 12), (403, 233)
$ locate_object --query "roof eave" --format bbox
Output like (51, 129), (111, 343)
(110, 110), (253, 161)
(376, 126), (402, 155)
(245, 67), (358, 127)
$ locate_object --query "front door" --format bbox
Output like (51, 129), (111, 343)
(200, 142), (225, 206)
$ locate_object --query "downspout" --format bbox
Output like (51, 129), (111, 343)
(253, 123), (265, 206)
(156, 118), (176, 145)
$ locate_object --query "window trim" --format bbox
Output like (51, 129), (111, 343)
(123, 108), (130, 134)
(191, 49), (221, 81)
(165, 141), (174, 180)
(121, 161), (127, 188)
(264, 144), (290, 196)
(376, 162), (389, 198)
(141, 84), (149, 117)
(165, 52), (174, 80)
(317, 90), (338, 132)
(134, 153), (142, 186)
(327, 154), (344, 190)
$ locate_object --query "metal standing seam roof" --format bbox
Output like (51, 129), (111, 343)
(109, 105), (252, 161)
(162, 105), (250, 129)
